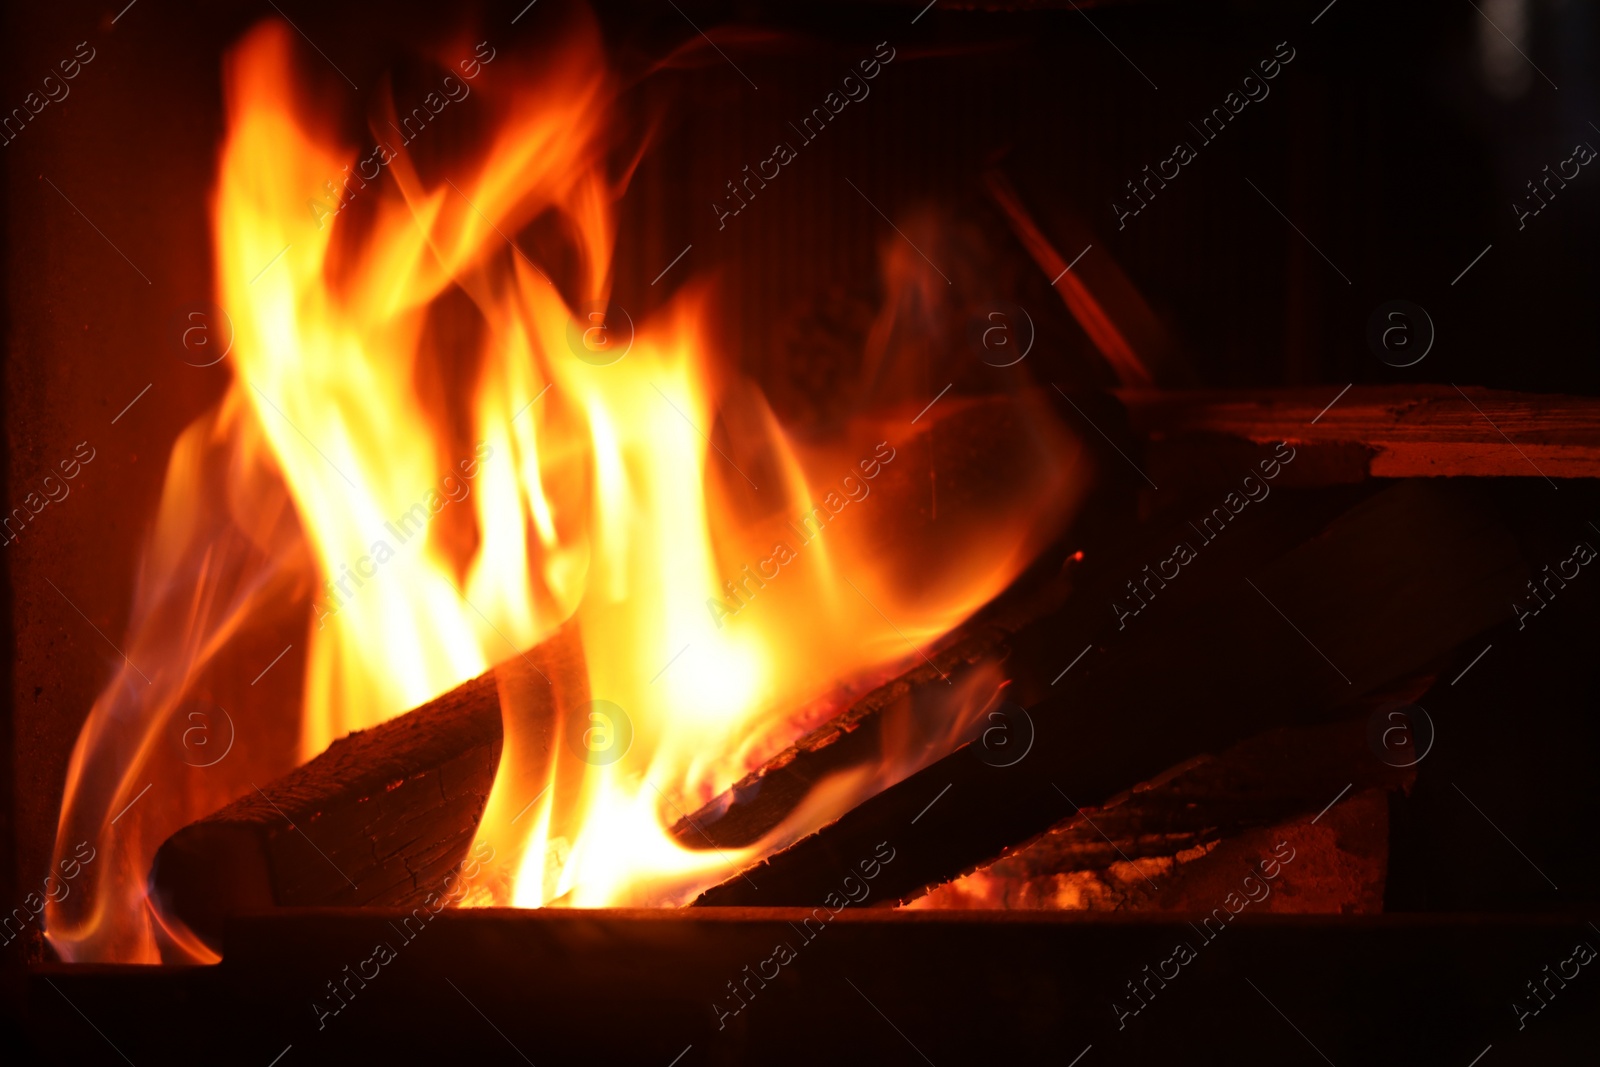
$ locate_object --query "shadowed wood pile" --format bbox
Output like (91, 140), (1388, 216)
(693, 480), (1526, 907)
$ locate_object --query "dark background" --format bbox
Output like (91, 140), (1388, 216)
(3, 0), (1597, 981)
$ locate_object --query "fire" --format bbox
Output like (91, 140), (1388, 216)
(46, 15), (1082, 962)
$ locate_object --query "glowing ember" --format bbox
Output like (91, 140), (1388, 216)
(46, 15), (1083, 963)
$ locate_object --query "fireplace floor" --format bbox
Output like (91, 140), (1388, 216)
(16, 911), (1595, 1065)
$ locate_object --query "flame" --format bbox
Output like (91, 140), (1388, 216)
(47, 15), (1083, 962)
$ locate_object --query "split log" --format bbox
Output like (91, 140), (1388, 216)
(692, 480), (1528, 907)
(1118, 385), (1600, 481)
(147, 627), (584, 948)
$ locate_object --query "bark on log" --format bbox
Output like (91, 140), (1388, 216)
(148, 626), (585, 949)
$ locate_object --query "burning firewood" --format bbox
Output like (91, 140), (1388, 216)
(148, 393), (1082, 945)
(148, 535), (1081, 946)
(148, 474), (1449, 939)
(150, 460), (1522, 941)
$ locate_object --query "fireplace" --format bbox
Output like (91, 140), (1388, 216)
(5, 0), (1600, 1063)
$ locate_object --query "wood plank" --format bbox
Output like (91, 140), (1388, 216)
(1117, 385), (1600, 480)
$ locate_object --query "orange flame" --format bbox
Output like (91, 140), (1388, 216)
(47, 15), (1083, 962)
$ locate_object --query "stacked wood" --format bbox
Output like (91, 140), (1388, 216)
(152, 391), (1548, 930)
(154, 476), (1509, 930)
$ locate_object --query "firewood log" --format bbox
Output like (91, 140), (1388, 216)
(148, 626), (584, 948)
(909, 709), (1419, 911)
